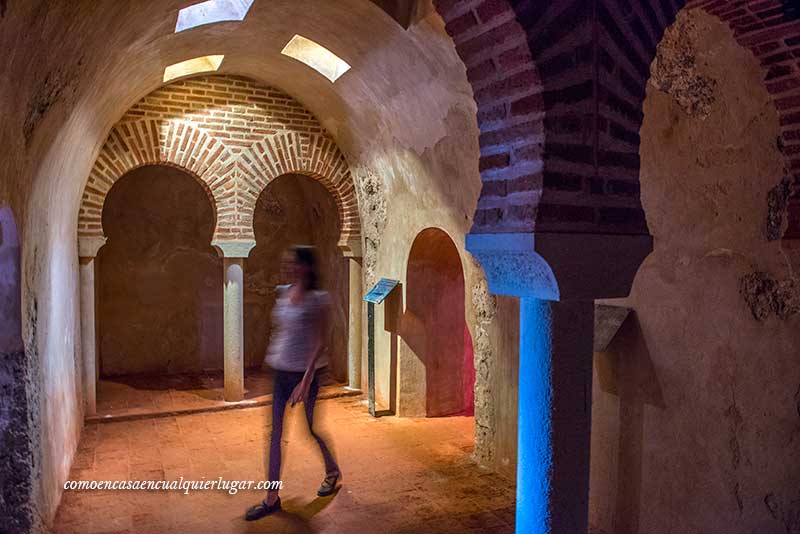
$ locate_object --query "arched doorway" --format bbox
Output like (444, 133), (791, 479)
(246, 174), (349, 384)
(401, 228), (474, 417)
(95, 165), (222, 410)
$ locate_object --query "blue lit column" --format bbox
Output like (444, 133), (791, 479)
(467, 232), (650, 534)
(518, 298), (594, 532)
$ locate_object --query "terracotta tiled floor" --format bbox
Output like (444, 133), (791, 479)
(93, 369), (351, 421)
(55, 396), (516, 533)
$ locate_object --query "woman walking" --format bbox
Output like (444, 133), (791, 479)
(246, 245), (341, 521)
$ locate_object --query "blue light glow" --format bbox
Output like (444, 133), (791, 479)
(517, 297), (553, 533)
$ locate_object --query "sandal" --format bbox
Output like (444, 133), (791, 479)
(245, 496), (281, 521)
(317, 471), (341, 497)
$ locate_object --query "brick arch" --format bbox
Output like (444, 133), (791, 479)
(237, 132), (360, 248)
(78, 119), (235, 242)
(78, 75), (361, 253)
(433, 0), (546, 234)
(434, 0), (800, 238)
(435, 0), (656, 236)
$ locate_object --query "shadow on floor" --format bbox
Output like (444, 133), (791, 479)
(94, 368), (343, 421)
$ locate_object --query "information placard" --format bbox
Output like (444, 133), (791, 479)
(364, 278), (400, 304)
(363, 278), (399, 417)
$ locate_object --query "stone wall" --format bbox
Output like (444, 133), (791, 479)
(590, 9), (800, 533)
(0, 207), (36, 532)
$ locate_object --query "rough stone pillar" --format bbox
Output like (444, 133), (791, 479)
(223, 257), (245, 402)
(214, 240), (255, 403)
(340, 239), (363, 391)
(467, 232), (651, 534)
(0, 206), (34, 534)
(518, 298), (594, 532)
(78, 237), (106, 416)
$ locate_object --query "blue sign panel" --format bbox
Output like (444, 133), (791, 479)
(364, 278), (399, 304)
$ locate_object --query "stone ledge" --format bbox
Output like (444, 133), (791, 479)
(211, 240), (257, 258)
(78, 236), (107, 258)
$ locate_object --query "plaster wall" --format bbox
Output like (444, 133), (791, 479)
(96, 165), (222, 376)
(590, 10), (800, 534)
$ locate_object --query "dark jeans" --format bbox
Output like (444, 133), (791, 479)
(268, 369), (339, 484)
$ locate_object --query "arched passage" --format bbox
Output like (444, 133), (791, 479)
(400, 228), (474, 417)
(77, 75), (364, 406)
(95, 165), (222, 383)
(246, 174), (349, 382)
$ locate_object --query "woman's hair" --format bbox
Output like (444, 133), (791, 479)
(291, 245), (320, 290)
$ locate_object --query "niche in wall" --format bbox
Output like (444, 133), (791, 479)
(97, 165), (222, 376)
(403, 228), (474, 417)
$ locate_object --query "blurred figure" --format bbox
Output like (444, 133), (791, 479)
(246, 245), (340, 521)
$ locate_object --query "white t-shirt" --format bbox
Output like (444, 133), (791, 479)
(264, 285), (330, 373)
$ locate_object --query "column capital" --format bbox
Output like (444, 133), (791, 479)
(212, 239), (256, 259)
(338, 237), (362, 258)
(466, 232), (652, 301)
(78, 236), (107, 259)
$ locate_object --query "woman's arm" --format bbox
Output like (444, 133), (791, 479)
(289, 295), (330, 406)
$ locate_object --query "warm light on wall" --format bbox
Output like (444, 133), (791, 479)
(175, 0), (254, 32)
(280, 35), (351, 83)
(163, 55), (225, 83)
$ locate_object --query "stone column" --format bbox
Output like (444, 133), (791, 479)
(467, 232), (651, 534)
(346, 257), (363, 390)
(78, 237), (107, 416)
(213, 240), (256, 403)
(517, 298), (594, 532)
(340, 239), (363, 391)
(223, 258), (245, 401)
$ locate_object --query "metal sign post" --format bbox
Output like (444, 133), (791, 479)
(364, 278), (399, 417)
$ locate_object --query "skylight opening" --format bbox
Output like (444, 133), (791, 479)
(280, 35), (351, 83)
(175, 0), (254, 33)
(163, 55), (225, 83)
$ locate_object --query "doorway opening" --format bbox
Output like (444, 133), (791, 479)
(403, 228), (474, 417)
